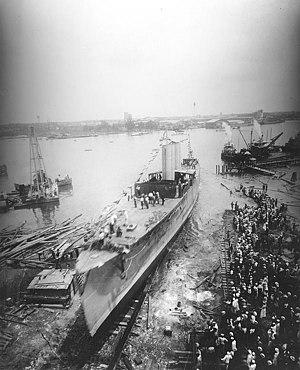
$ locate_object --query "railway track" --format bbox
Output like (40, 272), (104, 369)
(107, 277), (152, 370)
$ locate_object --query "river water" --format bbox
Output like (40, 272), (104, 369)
(0, 121), (299, 231)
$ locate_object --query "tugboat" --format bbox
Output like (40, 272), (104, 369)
(221, 144), (252, 164)
(76, 132), (200, 336)
(221, 122), (252, 164)
(14, 127), (59, 209)
(221, 123), (238, 162)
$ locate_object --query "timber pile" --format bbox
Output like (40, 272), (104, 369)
(0, 214), (96, 268)
(4, 304), (37, 323)
(192, 261), (221, 290)
(192, 301), (220, 318)
(0, 330), (14, 353)
(0, 221), (27, 246)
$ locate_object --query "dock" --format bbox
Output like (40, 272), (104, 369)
(216, 163), (276, 176)
(219, 153), (300, 177)
(245, 165), (275, 176)
(257, 156), (300, 167)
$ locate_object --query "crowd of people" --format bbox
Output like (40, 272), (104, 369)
(198, 187), (300, 369)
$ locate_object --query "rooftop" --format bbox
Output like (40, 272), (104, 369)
(27, 269), (76, 290)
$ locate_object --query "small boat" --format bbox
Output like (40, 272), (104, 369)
(130, 131), (149, 136)
(56, 175), (72, 188)
(172, 129), (186, 135)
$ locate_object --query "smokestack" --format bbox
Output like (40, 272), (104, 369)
(162, 142), (181, 180)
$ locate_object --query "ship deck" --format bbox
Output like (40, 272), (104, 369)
(76, 184), (187, 273)
(95, 164), (199, 248)
(103, 192), (181, 247)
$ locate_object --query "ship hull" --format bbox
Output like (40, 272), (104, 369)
(86, 217), (188, 336)
(81, 173), (200, 336)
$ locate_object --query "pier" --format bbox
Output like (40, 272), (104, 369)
(217, 155), (300, 177)
(245, 165), (275, 176)
(258, 156), (300, 168)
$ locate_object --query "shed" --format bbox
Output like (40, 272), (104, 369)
(23, 269), (77, 307)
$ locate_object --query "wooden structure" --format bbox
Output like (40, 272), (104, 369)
(23, 268), (77, 307)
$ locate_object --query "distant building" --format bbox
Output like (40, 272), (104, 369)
(205, 118), (228, 129)
(124, 112), (132, 122)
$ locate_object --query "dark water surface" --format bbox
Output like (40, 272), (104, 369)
(0, 121), (299, 231)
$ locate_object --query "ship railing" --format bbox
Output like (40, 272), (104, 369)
(182, 181), (191, 195)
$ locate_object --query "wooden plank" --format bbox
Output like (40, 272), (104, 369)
(143, 358), (154, 370)
(193, 276), (210, 290)
(146, 295), (151, 329)
(122, 355), (133, 370)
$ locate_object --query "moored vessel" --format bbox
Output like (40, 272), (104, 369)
(76, 133), (200, 336)
(221, 119), (283, 164)
(246, 119), (283, 159)
(56, 174), (73, 188)
(220, 122), (251, 164)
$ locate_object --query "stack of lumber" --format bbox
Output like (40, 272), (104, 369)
(0, 330), (14, 353)
(4, 304), (37, 322)
(0, 221), (27, 246)
(0, 214), (95, 268)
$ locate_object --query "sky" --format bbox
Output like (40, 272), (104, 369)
(0, 0), (300, 123)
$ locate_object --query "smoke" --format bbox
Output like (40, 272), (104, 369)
(253, 119), (262, 139)
(222, 121), (232, 143)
